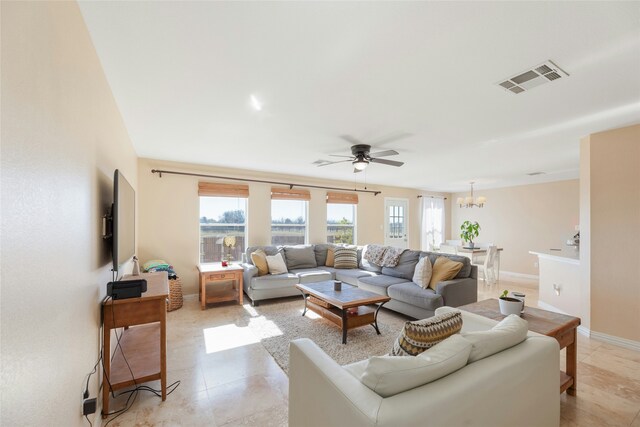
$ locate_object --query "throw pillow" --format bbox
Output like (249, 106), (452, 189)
(265, 252), (288, 275)
(333, 247), (358, 269)
(250, 250), (269, 276)
(356, 334), (472, 397)
(429, 257), (463, 290)
(283, 245), (317, 270)
(462, 314), (529, 363)
(325, 248), (335, 267)
(390, 311), (463, 356)
(412, 256), (433, 289)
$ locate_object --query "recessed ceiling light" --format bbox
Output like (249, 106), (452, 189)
(250, 95), (262, 111)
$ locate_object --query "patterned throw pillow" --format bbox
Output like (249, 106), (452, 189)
(412, 257), (433, 289)
(250, 250), (269, 276)
(428, 257), (463, 290)
(333, 247), (358, 269)
(390, 311), (463, 356)
(325, 248), (335, 267)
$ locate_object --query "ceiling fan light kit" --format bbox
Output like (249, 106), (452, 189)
(314, 138), (404, 173)
(457, 182), (486, 208)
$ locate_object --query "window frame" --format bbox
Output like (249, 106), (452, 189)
(199, 195), (248, 263)
(270, 198), (309, 245)
(326, 202), (357, 245)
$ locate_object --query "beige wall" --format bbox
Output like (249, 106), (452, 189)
(451, 180), (580, 276)
(1, 2), (138, 425)
(138, 158), (450, 294)
(583, 124), (640, 342)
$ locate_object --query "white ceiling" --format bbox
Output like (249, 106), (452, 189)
(78, 1), (640, 192)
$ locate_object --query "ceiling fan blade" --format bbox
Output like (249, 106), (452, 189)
(370, 132), (413, 146)
(316, 159), (352, 167)
(340, 135), (365, 145)
(328, 154), (355, 158)
(368, 149), (399, 158)
(353, 168), (363, 174)
(370, 158), (404, 167)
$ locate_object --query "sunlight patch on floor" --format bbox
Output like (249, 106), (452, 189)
(203, 324), (259, 353)
(242, 304), (259, 317)
(299, 309), (321, 319)
(247, 315), (284, 339)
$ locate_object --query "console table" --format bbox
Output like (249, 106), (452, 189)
(101, 272), (168, 418)
(197, 263), (244, 310)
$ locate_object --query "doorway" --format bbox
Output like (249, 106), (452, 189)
(384, 198), (409, 248)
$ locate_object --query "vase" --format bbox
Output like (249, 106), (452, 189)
(467, 242), (475, 249)
(499, 297), (523, 316)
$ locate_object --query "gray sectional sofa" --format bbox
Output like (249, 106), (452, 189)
(241, 244), (477, 319)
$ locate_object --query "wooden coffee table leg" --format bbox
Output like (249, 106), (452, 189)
(567, 328), (577, 396)
(341, 309), (348, 344)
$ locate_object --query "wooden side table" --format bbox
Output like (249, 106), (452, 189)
(102, 272), (168, 418)
(197, 263), (244, 310)
(459, 298), (581, 395)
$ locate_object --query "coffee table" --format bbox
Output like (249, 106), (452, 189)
(459, 298), (581, 395)
(296, 281), (391, 344)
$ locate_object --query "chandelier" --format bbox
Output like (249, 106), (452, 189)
(457, 182), (486, 208)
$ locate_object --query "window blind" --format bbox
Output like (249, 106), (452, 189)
(271, 187), (311, 201)
(326, 192), (359, 204)
(198, 182), (249, 198)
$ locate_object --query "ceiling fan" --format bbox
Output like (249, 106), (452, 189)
(315, 136), (404, 173)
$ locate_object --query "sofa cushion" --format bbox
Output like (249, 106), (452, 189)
(387, 282), (443, 311)
(335, 269), (378, 286)
(462, 314), (529, 363)
(357, 275), (408, 296)
(390, 311), (463, 356)
(250, 273), (299, 290)
(250, 250), (269, 276)
(246, 246), (280, 265)
(429, 257), (463, 289)
(412, 256), (433, 288)
(266, 253), (288, 275)
(353, 334), (472, 398)
(424, 251), (472, 279)
(381, 250), (421, 280)
(311, 244), (332, 267)
(334, 247), (358, 269)
(290, 268), (332, 284)
(359, 245), (383, 273)
(283, 245), (317, 270)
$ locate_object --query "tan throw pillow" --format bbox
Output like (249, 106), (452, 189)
(325, 248), (335, 267)
(390, 311), (463, 356)
(265, 252), (288, 275)
(412, 257), (433, 289)
(250, 250), (269, 276)
(333, 247), (358, 269)
(429, 257), (463, 290)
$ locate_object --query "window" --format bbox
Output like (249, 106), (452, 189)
(199, 182), (248, 263)
(326, 192), (358, 245)
(327, 203), (356, 244)
(421, 196), (445, 251)
(271, 199), (307, 245)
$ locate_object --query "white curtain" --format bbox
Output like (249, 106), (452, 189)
(421, 197), (445, 251)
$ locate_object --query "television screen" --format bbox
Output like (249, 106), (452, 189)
(113, 170), (135, 271)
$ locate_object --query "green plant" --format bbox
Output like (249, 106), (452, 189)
(501, 290), (508, 299)
(460, 220), (480, 244)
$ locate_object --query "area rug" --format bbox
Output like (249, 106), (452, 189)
(243, 298), (409, 373)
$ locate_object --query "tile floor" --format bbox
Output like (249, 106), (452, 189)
(103, 280), (640, 426)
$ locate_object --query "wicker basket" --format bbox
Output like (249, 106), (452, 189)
(167, 278), (183, 312)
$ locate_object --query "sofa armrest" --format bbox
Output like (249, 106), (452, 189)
(242, 263), (258, 291)
(289, 339), (382, 427)
(435, 277), (477, 307)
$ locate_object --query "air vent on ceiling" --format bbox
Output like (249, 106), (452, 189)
(497, 60), (568, 95)
(527, 172), (546, 176)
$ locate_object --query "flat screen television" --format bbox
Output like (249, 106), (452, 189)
(112, 169), (135, 273)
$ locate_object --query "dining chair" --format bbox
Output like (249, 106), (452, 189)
(439, 244), (458, 255)
(477, 245), (498, 285)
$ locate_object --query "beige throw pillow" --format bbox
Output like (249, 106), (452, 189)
(250, 250), (269, 276)
(325, 248), (335, 267)
(412, 257), (433, 289)
(429, 257), (463, 290)
(265, 253), (288, 275)
(390, 311), (463, 356)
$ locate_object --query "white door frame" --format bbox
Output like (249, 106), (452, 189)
(384, 197), (409, 248)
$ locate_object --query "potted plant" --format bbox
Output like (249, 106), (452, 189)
(499, 290), (523, 316)
(460, 220), (480, 248)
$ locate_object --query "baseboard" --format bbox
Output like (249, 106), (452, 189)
(536, 301), (590, 338)
(589, 330), (640, 352)
(499, 271), (539, 288)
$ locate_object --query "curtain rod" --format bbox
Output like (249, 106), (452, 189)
(417, 195), (448, 200)
(151, 169), (382, 195)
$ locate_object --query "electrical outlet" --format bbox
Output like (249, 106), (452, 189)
(83, 398), (97, 416)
